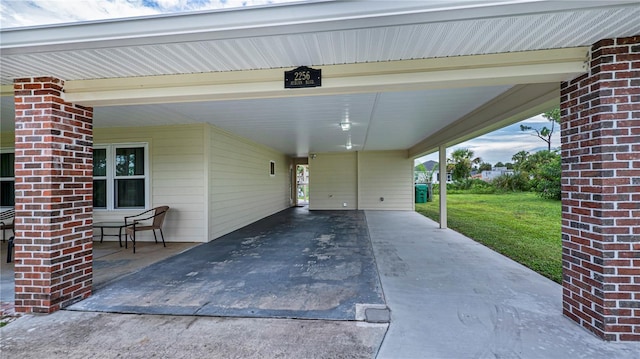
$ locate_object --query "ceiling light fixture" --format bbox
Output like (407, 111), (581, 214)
(346, 135), (353, 150)
(340, 120), (351, 131)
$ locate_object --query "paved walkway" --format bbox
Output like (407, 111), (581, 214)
(368, 211), (640, 359)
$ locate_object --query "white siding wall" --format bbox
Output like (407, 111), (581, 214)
(308, 152), (357, 210)
(308, 151), (413, 210)
(208, 125), (290, 240)
(0, 132), (14, 147)
(6, 125), (413, 240)
(358, 151), (413, 210)
(94, 124), (207, 242)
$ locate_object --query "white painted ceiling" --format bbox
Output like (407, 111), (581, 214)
(1, 1), (640, 157)
(1, 85), (512, 156)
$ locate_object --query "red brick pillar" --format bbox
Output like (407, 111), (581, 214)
(13, 77), (94, 313)
(560, 36), (640, 341)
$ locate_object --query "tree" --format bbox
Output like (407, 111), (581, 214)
(478, 162), (492, 172)
(532, 154), (561, 200)
(511, 149), (561, 200)
(414, 163), (428, 183)
(448, 148), (475, 182)
(520, 107), (560, 151)
(494, 161), (504, 168)
(511, 150), (531, 172)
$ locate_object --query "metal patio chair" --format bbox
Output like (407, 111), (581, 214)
(6, 236), (14, 263)
(124, 206), (169, 253)
(1, 208), (15, 242)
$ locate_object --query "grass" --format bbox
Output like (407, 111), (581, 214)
(415, 192), (562, 283)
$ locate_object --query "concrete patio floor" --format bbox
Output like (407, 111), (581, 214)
(0, 236), (198, 305)
(2, 209), (640, 358)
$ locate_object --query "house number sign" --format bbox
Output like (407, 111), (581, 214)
(284, 66), (321, 89)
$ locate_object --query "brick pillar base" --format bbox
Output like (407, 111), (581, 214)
(13, 77), (94, 313)
(561, 36), (640, 341)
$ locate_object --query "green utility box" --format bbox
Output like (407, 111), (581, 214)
(415, 184), (428, 203)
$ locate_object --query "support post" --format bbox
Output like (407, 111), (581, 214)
(560, 36), (640, 341)
(439, 145), (447, 229)
(13, 77), (94, 313)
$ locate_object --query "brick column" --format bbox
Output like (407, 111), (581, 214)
(13, 77), (94, 313)
(560, 36), (639, 341)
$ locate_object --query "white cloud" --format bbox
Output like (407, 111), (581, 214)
(1, 1), (152, 28)
(0, 0), (300, 28)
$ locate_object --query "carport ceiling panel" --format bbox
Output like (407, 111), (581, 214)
(93, 104), (202, 127)
(3, 6), (640, 84)
(364, 86), (512, 151)
(92, 93), (378, 156)
(150, 8), (640, 68)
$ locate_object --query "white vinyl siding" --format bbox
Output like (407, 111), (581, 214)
(0, 132), (13, 148)
(358, 151), (413, 210)
(208, 125), (290, 240)
(94, 124), (207, 243)
(308, 152), (357, 210)
(308, 151), (412, 210)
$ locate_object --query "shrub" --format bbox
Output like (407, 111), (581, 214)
(428, 179), (495, 195)
(532, 156), (561, 200)
(492, 172), (530, 192)
(469, 180), (496, 194)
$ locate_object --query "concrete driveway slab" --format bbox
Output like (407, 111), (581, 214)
(0, 310), (387, 359)
(69, 208), (385, 320)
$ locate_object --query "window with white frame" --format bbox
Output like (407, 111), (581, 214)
(94, 144), (149, 210)
(0, 151), (14, 207)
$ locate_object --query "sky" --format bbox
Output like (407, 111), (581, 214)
(1, 0), (559, 165)
(0, 0), (301, 28)
(416, 114), (560, 166)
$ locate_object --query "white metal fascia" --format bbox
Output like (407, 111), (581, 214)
(62, 47), (588, 107)
(0, 0), (636, 54)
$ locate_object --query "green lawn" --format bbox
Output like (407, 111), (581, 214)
(415, 192), (562, 283)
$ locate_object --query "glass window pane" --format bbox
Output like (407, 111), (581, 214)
(93, 149), (107, 176)
(115, 179), (145, 208)
(1, 153), (14, 178)
(116, 147), (144, 176)
(93, 179), (107, 208)
(0, 181), (15, 207)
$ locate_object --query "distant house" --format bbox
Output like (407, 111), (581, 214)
(413, 169), (452, 184)
(432, 171), (453, 184)
(414, 160), (439, 183)
(481, 167), (514, 181)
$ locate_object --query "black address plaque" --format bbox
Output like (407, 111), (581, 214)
(284, 66), (321, 89)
